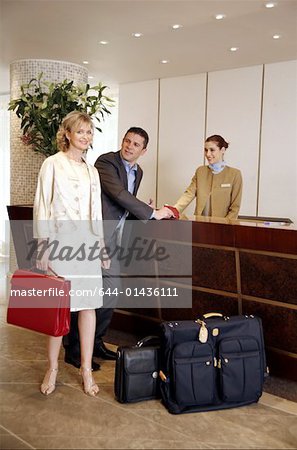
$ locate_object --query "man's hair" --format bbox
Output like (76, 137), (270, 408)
(124, 127), (149, 148)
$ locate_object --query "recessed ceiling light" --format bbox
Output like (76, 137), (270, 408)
(215, 14), (226, 20)
(172, 24), (183, 29)
(160, 59), (169, 64)
(230, 47), (239, 52)
(99, 40), (108, 45)
(132, 32), (143, 38)
(265, 2), (276, 8)
(83, 61), (89, 65)
(273, 34), (281, 39)
(88, 76), (94, 79)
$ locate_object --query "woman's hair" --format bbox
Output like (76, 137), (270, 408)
(205, 135), (229, 150)
(56, 111), (94, 152)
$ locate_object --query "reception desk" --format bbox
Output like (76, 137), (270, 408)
(112, 216), (297, 382)
(7, 206), (297, 381)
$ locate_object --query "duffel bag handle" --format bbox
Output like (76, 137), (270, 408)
(202, 312), (229, 320)
(47, 266), (59, 277)
(203, 312), (223, 319)
(135, 335), (160, 348)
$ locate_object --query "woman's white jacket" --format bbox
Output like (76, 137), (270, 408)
(33, 151), (103, 239)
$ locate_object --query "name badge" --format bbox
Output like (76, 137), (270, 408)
(221, 183), (231, 188)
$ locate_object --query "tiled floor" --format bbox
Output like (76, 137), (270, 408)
(1, 261), (297, 449)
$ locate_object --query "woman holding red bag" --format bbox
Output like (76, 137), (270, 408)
(34, 111), (109, 397)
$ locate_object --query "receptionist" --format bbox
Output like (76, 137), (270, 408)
(174, 134), (242, 219)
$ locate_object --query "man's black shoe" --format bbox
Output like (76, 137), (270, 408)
(93, 342), (116, 360)
(64, 354), (101, 371)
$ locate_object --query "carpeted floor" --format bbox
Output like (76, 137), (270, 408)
(262, 375), (297, 403)
(105, 328), (297, 403)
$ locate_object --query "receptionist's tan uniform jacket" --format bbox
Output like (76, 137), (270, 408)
(174, 165), (242, 219)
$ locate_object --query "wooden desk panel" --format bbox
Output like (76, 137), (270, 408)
(234, 225), (297, 255)
(240, 252), (297, 304)
(192, 246), (237, 292)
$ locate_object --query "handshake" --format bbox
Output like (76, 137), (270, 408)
(148, 199), (179, 220)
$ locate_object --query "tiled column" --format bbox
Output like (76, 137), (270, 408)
(10, 59), (88, 205)
(9, 60), (88, 271)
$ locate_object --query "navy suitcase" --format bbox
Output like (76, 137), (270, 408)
(159, 313), (268, 414)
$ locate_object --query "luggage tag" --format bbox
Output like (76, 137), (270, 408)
(195, 319), (208, 343)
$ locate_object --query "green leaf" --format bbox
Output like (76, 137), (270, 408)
(23, 124), (30, 134)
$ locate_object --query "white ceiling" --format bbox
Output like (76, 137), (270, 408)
(1, 0), (297, 95)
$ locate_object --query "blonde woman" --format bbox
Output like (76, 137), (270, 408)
(34, 111), (109, 397)
(174, 135), (243, 219)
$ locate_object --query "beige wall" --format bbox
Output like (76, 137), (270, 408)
(118, 80), (159, 203)
(206, 65), (263, 216)
(258, 60), (297, 219)
(118, 60), (297, 222)
(158, 74), (206, 215)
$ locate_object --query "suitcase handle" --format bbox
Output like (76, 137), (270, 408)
(135, 335), (160, 348)
(202, 312), (226, 320)
(31, 266), (60, 278)
(47, 266), (59, 277)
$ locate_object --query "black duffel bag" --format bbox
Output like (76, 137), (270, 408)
(159, 313), (268, 414)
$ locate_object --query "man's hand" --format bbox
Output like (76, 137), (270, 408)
(154, 206), (175, 220)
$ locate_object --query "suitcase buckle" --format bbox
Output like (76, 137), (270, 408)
(159, 370), (167, 382)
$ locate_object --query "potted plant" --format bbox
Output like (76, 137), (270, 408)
(8, 72), (114, 157)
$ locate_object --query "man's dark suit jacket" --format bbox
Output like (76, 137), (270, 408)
(94, 150), (153, 242)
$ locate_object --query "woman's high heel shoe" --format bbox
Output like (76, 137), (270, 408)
(80, 367), (99, 397)
(40, 368), (58, 395)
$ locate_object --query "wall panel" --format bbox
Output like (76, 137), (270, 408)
(157, 74), (206, 212)
(118, 80), (159, 203)
(206, 66), (263, 216)
(258, 60), (297, 222)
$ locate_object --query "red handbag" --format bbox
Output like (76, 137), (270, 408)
(7, 268), (70, 336)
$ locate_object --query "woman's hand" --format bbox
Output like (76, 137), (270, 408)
(35, 239), (50, 272)
(101, 257), (111, 270)
(100, 239), (111, 270)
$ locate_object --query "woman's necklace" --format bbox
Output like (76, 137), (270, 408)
(66, 151), (84, 163)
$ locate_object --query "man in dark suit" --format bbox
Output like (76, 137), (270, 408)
(64, 127), (173, 369)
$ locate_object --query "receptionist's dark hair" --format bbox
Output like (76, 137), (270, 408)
(205, 135), (229, 150)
